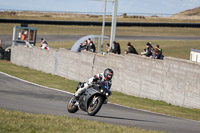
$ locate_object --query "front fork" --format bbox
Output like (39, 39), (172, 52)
(92, 96), (98, 105)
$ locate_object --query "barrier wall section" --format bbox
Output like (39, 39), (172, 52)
(11, 45), (200, 109)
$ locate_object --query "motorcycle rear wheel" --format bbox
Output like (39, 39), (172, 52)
(67, 97), (79, 113)
(87, 96), (103, 116)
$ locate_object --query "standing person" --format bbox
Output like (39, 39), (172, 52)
(112, 41), (121, 54)
(0, 40), (4, 59)
(21, 32), (26, 41)
(125, 42), (138, 55)
(86, 38), (96, 53)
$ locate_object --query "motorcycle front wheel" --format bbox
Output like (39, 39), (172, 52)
(67, 97), (79, 113)
(87, 96), (103, 116)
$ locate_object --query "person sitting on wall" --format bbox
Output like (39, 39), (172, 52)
(0, 40), (5, 59)
(86, 38), (96, 53)
(141, 49), (147, 56)
(155, 44), (164, 60)
(124, 42), (138, 55)
(24, 40), (33, 48)
(40, 38), (49, 50)
(112, 41), (121, 54)
(106, 43), (112, 54)
(144, 42), (153, 57)
(150, 47), (156, 59)
(78, 41), (88, 52)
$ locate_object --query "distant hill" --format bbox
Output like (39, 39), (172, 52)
(172, 6), (200, 19)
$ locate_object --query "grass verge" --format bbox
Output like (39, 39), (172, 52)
(0, 108), (162, 133)
(0, 60), (200, 121)
(1, 23), (200, 37)
(37, 40), (200, 60)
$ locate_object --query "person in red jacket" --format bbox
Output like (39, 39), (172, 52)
(21, 32), (26, 41)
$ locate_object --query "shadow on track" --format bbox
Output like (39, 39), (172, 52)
(93, 114), (161, 123)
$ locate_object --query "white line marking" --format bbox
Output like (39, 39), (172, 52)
(0, 71), (73, 95)
(0, 71), (199, 123)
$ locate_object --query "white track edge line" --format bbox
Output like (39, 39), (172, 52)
(0, 71), (73, 95)
(0, 71), (199, 123)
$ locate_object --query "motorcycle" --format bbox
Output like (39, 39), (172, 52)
(67, 81), (111, 116)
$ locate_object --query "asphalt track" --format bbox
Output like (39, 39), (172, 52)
(1, 34), (199, 49)
(0, 72), (200, 133)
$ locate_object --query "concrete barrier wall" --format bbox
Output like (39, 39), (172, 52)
(163, 57), (200, 108)
(11, 45), (57, 74)
(57, 48), (96, 82)
(11, 45), (200, 109)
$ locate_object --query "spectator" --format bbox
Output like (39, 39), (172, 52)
(150, 48), (155, 59)
(86, 38), (96, 52)
(112, 41), (121, 54)
(21, 32), (26, 41)
(24, 40), (33, 48)
(125, 42), (138, 55)
(0, 40), (4, 59)
(141, 49), (147, 56)
(155, 44), (164, 60)
(0, 40), (2, 49)
(106, 43), (112, 54)
(83, 40), (88, 50)
(40, 38), (49, 50)
(144, 42), (153, 57)
(78, 41), (87, 52)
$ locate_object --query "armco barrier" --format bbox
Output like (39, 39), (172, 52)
(11, 45), (200, 109)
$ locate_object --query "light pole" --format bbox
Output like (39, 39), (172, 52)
(95, 0), (118, 52)
(110, 0), (118, 49)
(100, 0), (107, 53)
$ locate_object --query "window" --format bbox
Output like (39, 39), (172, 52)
(29, 30), (34, 41)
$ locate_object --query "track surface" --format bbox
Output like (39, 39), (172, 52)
(1, 34), (199, 49)
(0, 72), (200, 133)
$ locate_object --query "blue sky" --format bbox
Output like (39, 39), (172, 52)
(0, 0), (200, 16)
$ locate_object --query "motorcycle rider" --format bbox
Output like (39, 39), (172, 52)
(74, 68), (114, 100)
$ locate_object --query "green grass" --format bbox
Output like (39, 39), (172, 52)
(0, 108), (162, 133)
(38, 40), (200, 60)
(36, 41), (75, 50)
(1, 21), (200, 61)
(2, 22), (200, 61)
(0, 60), (200, 121)
(0, 60), (77, 93)
(1, 23), (200, 37)
(116, 40), (200, 60)
(110, 92), (200, 121)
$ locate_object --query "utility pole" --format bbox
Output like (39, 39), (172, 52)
(110, 0), (118, 49)
(100, 0), (107, 53)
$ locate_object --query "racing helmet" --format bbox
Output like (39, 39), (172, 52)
(104, 68), (114, 81)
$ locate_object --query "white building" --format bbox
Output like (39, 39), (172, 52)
(190, 48), (200, 63)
